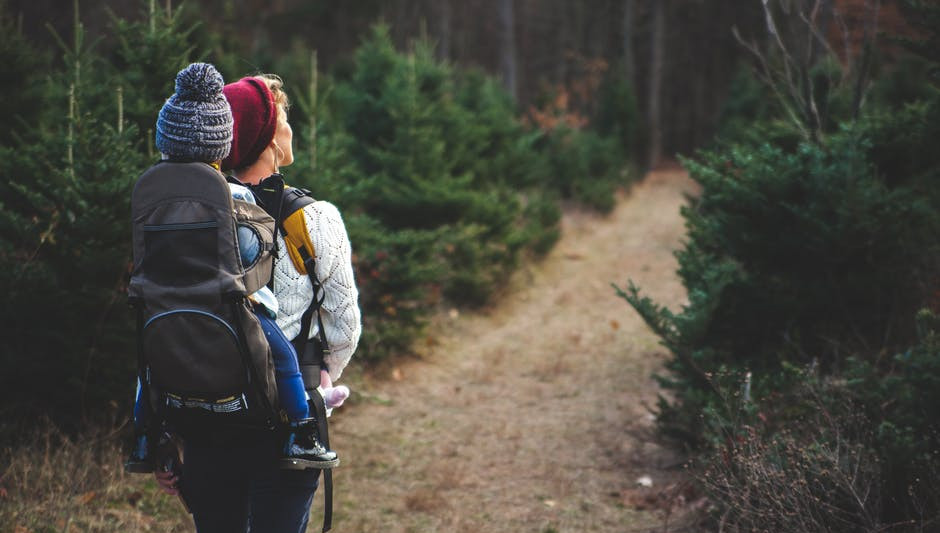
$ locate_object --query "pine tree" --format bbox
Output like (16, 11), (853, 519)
(0, 1), (158, 429)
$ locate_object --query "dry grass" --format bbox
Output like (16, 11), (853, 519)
(0, 422), (191, 533)
(316, 169), (701, 533)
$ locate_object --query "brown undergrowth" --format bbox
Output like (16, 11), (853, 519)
(0, 421), (190, 532)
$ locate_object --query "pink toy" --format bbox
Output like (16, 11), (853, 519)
(319, 369), (350, 409)
(322, 385), (350, 408)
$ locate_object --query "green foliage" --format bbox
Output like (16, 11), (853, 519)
(106, 2), (198, 146)
(621, 100), (940, 445)
(344, 215), (444, 360)
(535, 127), (626, 213)
(842, 310), (940, 523)
(620, 16), (940, 527)
(0, 56), (144, 429)
(287, 26), (564, 358)
(699, 314), (940, 531)
(0, 1), (195, 430)
(593, 66), (641, 160)
(0, 9), (47, 145)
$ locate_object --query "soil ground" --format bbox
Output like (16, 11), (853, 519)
(318, 168), (700, 532)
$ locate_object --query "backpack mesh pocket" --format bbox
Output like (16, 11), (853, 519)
(143, 221), (218, 286)
(144, 309), (246, 396)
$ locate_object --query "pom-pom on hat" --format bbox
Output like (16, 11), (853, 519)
(155, 63), (233, 162)
(221, 77), (278, 172)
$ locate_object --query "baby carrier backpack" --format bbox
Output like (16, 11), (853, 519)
(128, 161), (279, 432)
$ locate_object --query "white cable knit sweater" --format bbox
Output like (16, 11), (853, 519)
(272, 200), (361, 381)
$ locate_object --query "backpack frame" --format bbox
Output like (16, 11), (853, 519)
(128, 161), (279, 433)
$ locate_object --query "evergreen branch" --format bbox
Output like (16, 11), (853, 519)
(79, 258), (129, 421)
(613, 281), (722, 398)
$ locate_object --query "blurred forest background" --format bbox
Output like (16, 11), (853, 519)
(1, 0), (939, 531)
(0, 0), (769, 428)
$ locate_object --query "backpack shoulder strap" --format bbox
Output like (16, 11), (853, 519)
(278, 187), (317, 276)
(245, 176), (329, 360)
(273, 185), (330, 361)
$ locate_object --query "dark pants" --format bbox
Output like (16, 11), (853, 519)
(181, 431), (320, 533)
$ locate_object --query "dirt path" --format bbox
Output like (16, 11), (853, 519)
(321, 168), (698, 533)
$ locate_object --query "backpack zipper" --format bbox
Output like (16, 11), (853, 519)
(144, 221), (218, 232)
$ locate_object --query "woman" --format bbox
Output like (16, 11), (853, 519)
(155, 73), (361, 533)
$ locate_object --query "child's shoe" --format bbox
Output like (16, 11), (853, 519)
(124, 432), (174, 474)
(280, 418), (339, 470)
(124, 433), (154, 473)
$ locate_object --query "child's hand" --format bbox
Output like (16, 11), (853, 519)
(319, 369), (333, 390)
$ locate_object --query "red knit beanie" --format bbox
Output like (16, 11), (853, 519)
(221, 77), (277, 172)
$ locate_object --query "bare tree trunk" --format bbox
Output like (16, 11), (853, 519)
(647, 0), (665, 168)
(438, 0), (451, 61)
(554, 0), (569, 85)
(693, 60), (707, 147)
(309, 49), (318, 171)
(622, 0), (635, 83)
(815, 0), (834, 63)
(499, 0), (518, 99)
(587, 1), (606, 59)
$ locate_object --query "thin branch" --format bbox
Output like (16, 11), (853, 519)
(732, 25), (810, 139)
(852, 0), (880, 120)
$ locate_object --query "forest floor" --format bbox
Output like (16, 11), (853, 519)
(1, 168), (700, 533)
(321, 167), (701, 532)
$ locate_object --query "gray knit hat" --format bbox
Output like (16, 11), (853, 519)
(155, 63), (233, 162)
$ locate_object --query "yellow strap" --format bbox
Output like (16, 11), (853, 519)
(281, 208), (315, 275)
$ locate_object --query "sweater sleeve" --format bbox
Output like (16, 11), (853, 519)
(304, 201), (361, 381)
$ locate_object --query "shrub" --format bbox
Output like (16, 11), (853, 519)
(699, 312), (940, 532)
(593, 66), (641, 160)
(621, 101), (940, 445)
(0, 10), (47, 145)
(0, 12), (156, 429)
(535, 126), (626, 213)
(285, 26), (564, 359)
(702, 407), (887, 533)
(618, 10), (940, 526)
(843, 310), (940, 525)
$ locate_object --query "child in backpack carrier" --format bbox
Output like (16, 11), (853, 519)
(125, 182), (351, 473)
(229, 182), (350, 470)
